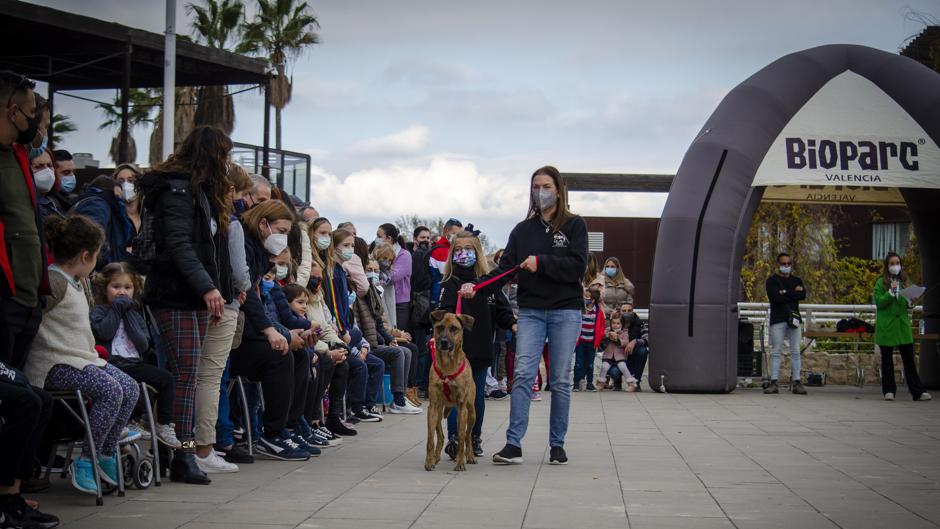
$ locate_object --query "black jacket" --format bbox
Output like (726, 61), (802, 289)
(765, 273), (806, 325)
(477, 215), (588, 311)
(140, 171), (232, 310)
(439, 268), (516, 369)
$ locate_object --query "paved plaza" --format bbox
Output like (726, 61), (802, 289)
(39, 386), (940, 529)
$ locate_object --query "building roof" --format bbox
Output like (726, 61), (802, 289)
(900, 25), (940, 70)
(563, 173), (674, 193)
(0, 0), (269, 90)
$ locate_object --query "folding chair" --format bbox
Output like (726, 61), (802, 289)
(227, 376), (254, 456)
(139, 383), (162, 487)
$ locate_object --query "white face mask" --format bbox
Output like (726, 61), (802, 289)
(889, 264), (901, 276)
(338, 247), (354, 262)
(779, 265), (792, 275)
(264, 233), (289, 256)
(33, 167), (55, 194)
(275, 264), (289, 280)
(315, 235), (331, 250)
(122, 181), (137, 201)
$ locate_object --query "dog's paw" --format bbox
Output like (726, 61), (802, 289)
(425, 464), (435, 471)
(467, 456), (477, 465)
(453, 462), (466, 471)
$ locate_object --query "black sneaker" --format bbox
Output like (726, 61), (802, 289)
(549, 446), (568, 465)
(492, 444), (523, 465)
(216, 444), (254, 464)
(326, 416), (357, 437)
(353, 409), (382, 423)
(3, 493), (60, 529)
(488, 389), (509, 401)
(764, 380), (779, 394)
(472, 436), (484, 457)
(345, 413), (361, 424)
(444, 438), (458, 460)
(791, 381), (808, 395)
(313, 427), (342, 446)
(288, 433), (321, 457)
(366, 406), (384, 420)
(255, 435), (310, 461)
(39, 455), (68, 475)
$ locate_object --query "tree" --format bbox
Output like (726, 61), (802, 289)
(96, 89), (156, 164)
(238, 0), (320, 150)
(187, 0), (243, 134)
(50, 114), (76, 147)
(149, 87), (198, 165)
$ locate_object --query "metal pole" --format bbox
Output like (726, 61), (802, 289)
(262, 79), (271, 179)
(119, 44), (132, 164)
(162, 0), (177, 161)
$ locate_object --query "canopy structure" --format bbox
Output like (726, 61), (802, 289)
(649, 44), (940, 392)
(0, 0), (274, 173)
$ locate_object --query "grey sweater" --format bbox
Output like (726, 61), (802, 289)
(227, 219), (251, 310)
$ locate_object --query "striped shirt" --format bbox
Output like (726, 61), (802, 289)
(580, 306), (597, 342)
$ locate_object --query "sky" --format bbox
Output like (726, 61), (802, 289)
(28, 0), (939, 244)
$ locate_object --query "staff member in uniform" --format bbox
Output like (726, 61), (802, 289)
(461, 165), (587, 466)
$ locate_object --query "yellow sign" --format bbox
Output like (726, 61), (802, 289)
(761, 185), (904, 205)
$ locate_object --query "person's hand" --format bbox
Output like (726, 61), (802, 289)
(238, 291), (247, 305)
(778, 289), (786, 295)
(520, 255), (538, 272)
(625, 340), (636, 354)
(795, 285), (804, 292)
(342, 332), (351, 345)
(390, 339), (398, 347)
(289, 329), (305, 350)
(891, 279), (899, 290)
(112, 296), (132, 312)
(311, 354), (319, 365)
(459, 283), (476, 299)
(264, 327), (289, 355)
(328, 349), (346, 363)
(399, 331), (412, 342)
(301, 328), (319, 347)
(203, 289), (224, 319)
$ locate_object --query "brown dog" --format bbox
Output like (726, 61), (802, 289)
(425, 310), (477, 471)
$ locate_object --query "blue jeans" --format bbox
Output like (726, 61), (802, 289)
(627, 344), (649, 384)
(215, 359), (234, 448)
(507, 308), (581, 448)
(447, 366), (487, 439)
(573, 341), (596, 386)
(347, 353), (384, 411)
(770, 322), (801, 380)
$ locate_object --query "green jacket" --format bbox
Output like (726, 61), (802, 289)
(873, 278), (913, 347)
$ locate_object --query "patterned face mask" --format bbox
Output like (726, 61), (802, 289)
(453, 248), (477, 268)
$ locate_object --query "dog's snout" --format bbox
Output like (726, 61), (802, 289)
(439, 337), (452, 349)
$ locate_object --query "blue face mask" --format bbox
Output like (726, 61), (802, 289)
(348, 291), (357, 305)
(604, 267), (617, 278)
(260, 278), (275, 296)
(366, 271), (379, 283)
(60, 174), (77, 193)
(28, 135), (48, 161)
(453, 248), (477, 268)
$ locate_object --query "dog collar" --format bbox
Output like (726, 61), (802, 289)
(430, 339), (468, 402)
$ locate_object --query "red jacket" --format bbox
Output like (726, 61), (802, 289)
(578, 304), (606, 348)
(0, 144), (50, 299)
(429, 236), (450, 263)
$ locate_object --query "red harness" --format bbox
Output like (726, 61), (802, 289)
(431, 266), (520, 401)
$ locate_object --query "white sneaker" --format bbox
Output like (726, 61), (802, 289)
(917, 392), (932, 401)
(120, 427), (142, 443)
(884, 392), (895, 401)
(195, 450), (239, 473)
(128, 420), (152, 440)
(532, 390), (542, 402)
(388, 402), (421, 415)
(156, 423), (182, 449)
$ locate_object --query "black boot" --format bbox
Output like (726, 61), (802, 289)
(170, 451), (211, 485)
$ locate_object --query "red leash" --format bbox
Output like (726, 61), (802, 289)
(455, 265), (519, 315)
(432, 265), (519, 400)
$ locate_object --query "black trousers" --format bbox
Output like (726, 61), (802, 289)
(0, 383), (52, 485)
(308, 351), (349, 422)
(0, 299), (42, 370)
(880, 343), (925, 399)
(230, 339), (297, 437)
(287, 349), (309, 429)
(113, 361), (175, 424)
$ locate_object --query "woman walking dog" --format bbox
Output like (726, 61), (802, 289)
(460, 165), (587, 465)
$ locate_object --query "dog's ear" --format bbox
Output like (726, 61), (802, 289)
(458, 314), (475, 332)
(430, 310), (447, 324)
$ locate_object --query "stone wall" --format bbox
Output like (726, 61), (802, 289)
(772, 349), (918, 385)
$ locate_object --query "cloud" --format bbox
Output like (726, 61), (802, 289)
(348, 125), (431, 157)
(289, 76), (365, 111)
(418, 88), (556, 122)
(382, 59), (477, 86)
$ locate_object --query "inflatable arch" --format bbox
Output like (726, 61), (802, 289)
(649, 44), (940, 392)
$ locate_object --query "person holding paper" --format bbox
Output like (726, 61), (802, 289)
(874, 252), (931, 402)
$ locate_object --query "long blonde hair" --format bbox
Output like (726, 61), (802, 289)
(327, 228), (353, 278)
(443, 231), (490, 282)
(604, 256), (630, 288)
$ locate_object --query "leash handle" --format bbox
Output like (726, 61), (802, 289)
(456, 265), (519, 315)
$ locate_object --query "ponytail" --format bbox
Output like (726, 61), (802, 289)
(44, 214), (104, 263)
(380, 222), (405, 247)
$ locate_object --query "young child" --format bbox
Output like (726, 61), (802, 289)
(595, 312), (637, 392)
(573, 286), (605, 391)
(90, 262), (181, 449)
(25, 215), (140, 495)
(439, 230), (516, 459)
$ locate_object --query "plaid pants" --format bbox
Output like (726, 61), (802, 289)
(155, 309), (209, 444)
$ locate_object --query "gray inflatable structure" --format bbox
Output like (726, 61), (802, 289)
(649, 44), (940, 393)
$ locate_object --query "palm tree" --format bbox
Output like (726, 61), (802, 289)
(238, 0), (319, 150)
(149, 86), (198, 165)
(187, 0), (244, 134)
(96, 89), (156, 164)
(50, 114), (77, 147)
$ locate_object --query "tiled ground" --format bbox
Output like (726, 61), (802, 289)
(37, 385), (940, 529)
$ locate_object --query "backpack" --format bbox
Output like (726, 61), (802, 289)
(410, 244), (443, 293)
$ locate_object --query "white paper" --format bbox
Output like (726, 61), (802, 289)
(899, 285), (926, 304)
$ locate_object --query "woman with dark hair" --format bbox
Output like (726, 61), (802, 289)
(874, 252), (930, 402)
(113, 163), (143, 234)
(139, 125), (234, 485)
(461, 165), (587, 466)
(30, 148), (66, 220)
(375, 223), (413, 335)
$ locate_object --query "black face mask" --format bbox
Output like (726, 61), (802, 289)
(418, 241), (430, 249)
(308, 276), (321, 292)
(13, 108), (39, 146)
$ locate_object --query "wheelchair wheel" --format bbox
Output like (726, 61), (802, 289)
(134, 458), (154, 489)
(122, 452), (137, 488)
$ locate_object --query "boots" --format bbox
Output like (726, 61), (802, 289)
(170, 450), (211, 485)
(406, 387), (422, 407)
